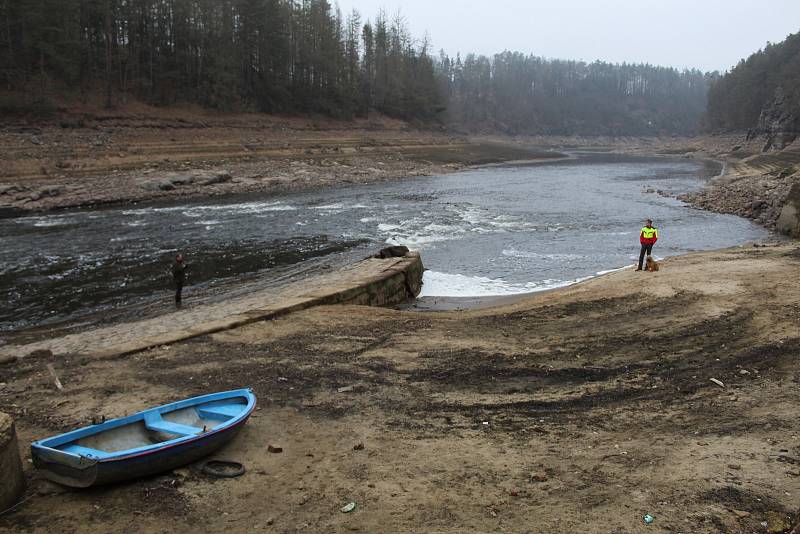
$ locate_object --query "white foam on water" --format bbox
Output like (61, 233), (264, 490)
(123, 201), (297, 216)
(385, 232), (456, 247)
(596, 265), (634, 275)
(419, 271), (593, 298)
(33, 219), (72, 228)
(15, 215), (74, 227)
(310, 203), (371, 211)
(419, 263), (641, 298)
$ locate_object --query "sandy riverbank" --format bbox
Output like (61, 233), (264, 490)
(1, 242), (799, 533)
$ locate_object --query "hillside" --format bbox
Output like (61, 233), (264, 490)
(1, 0), (709, 137)
(706, 31), (800, 149)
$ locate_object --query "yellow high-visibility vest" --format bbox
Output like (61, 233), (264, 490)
(641, 227), (658, 239)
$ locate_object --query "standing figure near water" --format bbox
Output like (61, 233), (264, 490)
(171, 253), (189, 305)
(636, 219), (658, 271)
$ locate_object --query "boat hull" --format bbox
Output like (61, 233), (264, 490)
(31, 389), (256, 488)
(33, 416), (250, 488)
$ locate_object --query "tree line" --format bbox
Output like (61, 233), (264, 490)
(438, 51), (710, 135)
(1, 0), (716, 135)
(0, 0), (440, 119)
(706, 31), (800, 132)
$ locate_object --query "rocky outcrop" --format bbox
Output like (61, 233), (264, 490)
(144, 170), (233, 192)
(679, 173), (796, 229)
(747, 87), (799, 151)
(777, 182), (800, 237)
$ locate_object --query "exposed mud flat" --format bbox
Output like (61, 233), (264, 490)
(0, 108), (563, 215)
(1, 243), (799, 532)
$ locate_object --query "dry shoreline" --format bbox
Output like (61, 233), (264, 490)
(0, 109), (567, 217)
(1, 243), (799, 532)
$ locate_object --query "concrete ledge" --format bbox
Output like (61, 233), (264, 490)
(0, 412), (25, 510)
(85, 252), (424, 360)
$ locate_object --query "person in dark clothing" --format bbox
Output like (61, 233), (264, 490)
(636, 219), (659, 271)
(171, 253), (188, 305)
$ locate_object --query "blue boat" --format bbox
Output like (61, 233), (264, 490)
(31, 389), (256, 488)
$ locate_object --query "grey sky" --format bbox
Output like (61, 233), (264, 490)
(333, 0), (800, 72)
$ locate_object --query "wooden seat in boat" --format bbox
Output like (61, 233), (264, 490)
(144, 411), (202, 436)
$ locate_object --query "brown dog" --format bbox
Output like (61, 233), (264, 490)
(645, 256), (660, 272)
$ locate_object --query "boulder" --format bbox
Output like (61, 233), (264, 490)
(375, 245), (410, 259)
(199, 171), (233, 186)
(169, 174), (196, 186)
(0, 412), (25, 510)
(0, 185), (22, 196)
(40, 186), (61, 198)
(777, 183), (800, 238)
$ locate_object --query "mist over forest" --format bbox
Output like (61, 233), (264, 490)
(0, 0), (796, 137)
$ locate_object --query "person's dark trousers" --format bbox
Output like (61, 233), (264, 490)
(638, 244), (653, 270)
(175, 282), (183, 304)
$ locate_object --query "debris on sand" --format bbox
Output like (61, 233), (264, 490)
(710, 378), (725, 388)
(530, 472), (548, 483)
(202, 461), (245, 478)
(764, 511), (791, 533)
(340, 502), (357, 513)
(268, 445), (283, 453)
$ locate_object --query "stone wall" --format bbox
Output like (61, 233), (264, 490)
(0, 412), (25, 510)
(325, 251), (424, 307)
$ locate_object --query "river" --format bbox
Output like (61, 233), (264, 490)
(0, 151), (771, 333)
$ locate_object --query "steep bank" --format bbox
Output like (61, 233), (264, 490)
(2, 243), (799, 532)
(0, 107), (562, 216)
(673, 137), (800, 236)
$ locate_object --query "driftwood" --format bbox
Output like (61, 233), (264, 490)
(46, 364), (63, 391)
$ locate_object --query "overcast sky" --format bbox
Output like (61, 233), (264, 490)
(333, 0), (800, 72)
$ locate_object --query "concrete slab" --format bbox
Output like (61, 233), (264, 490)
(3, 252), (423, 362)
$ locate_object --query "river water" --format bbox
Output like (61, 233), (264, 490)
(0, 152), (771, 333)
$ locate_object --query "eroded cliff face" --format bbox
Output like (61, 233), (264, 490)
(747, 87), (799, 152)
(677, 136), (800, 236)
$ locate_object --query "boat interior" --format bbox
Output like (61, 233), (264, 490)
(55, 399), (248, 457)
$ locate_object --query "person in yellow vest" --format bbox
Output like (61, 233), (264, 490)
(636, 219), (658, 271)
